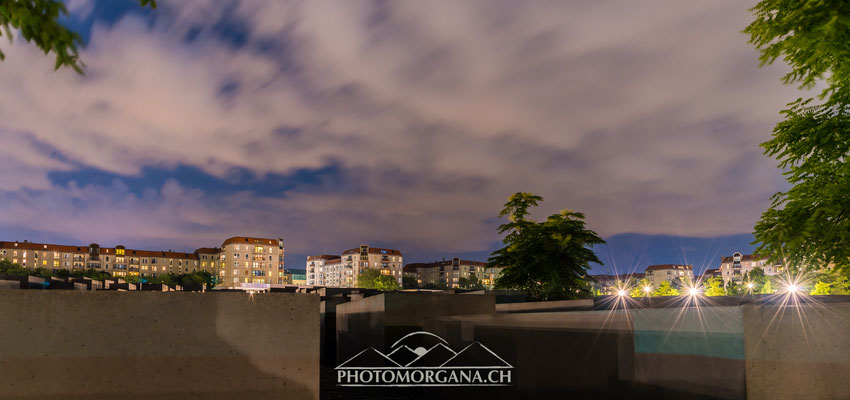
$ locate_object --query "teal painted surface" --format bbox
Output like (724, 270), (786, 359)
(635, 330), (745, 360)
(632, 306), (745, 360)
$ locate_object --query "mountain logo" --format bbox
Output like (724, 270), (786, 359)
(336, 331), (513, 387)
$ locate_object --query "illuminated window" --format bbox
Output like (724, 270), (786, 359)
(254, 246), (264, 253)
(232, 269), (239, 275)
(53, 261), (59, 267)
(116, 248), (125, 256)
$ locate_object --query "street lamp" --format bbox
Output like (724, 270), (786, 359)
(617, 289), (626, 297)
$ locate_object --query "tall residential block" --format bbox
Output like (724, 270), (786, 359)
(305, 245), (403, 287)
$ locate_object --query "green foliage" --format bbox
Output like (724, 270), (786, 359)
(374, 275), (400, 291)
(490, 192), (605, 301)
(832, 276), (850, 295)
(704, 277), (726, 296)
(355, 269), (399, 291)
(744, 267), (769, 293)
(82, 268), (112, 281)
(651, 281), (680, 297)
(458, 275), (485, 290)
(422, 282), (449, 290)
(745, 1), (850, 274)
(629, 278), (652, 297)
(146, 271), (214, 289)
(759, 279), (775, 294)
(30, 267), (52, 278)
(0, 0), (155, 73)
(725, 280), (744, 296)
(810, 281), (832, 295)
(0, 258), (28, 275)
(402, 275), (418, 289)
(355, 268), (381, 289)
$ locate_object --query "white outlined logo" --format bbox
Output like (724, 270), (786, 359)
(336, 331), (513, 387)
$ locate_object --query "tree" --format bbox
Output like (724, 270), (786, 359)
(745, 1), (850, 275)
(490, 192), (605, 301)
(810, 281), (832, 295)
(704, 277), (726, 296)
(0, 0), (156, 73)
(832, 276), (850, 295)
(745, 267), (768, 293)
(652, 281), (680, 297)
(402, 275), (419, 289)
(30, 267), (52, 279)
(629, 278), (652, 297)
(374, 275), (400, 291)
(725, 280), (744, 296)
(0, 258), (28, 275)
(759, 279), (775, 294)
(356, 268), (380, 289)
(458, 275), (485, 290)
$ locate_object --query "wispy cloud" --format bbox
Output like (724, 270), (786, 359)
(0, 0), (802, 261)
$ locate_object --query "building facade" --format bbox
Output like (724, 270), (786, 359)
(0, 235), (285, 289)
(403, 258), (503, 289)
(719, 252), (782, 284)
(305, 255), (341, 286)
(305, 245), (403, 287)
(218, 237), (285, 289)
(644, 264), (693, 286)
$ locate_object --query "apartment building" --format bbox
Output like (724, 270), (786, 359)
(701, 268), (722, 281)
(719, 252), (782, 284)
(0, 241), (202, 277)
(218, 237), (285, 289)
(306, 245), (403, 287)
(403, 258), (503, 289)
(0, 235), (285, 289)
(305, 255), (341, 286)
(644, 264), (693, 286)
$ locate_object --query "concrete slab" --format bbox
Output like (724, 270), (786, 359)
(0, 291), (320, 399)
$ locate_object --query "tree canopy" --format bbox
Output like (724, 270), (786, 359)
(745, 1), (850, 274)
(0, 0), (155, 73)
(652, 281), (680, 297)
(490, 192), (605, 301)
(355, 268), (400, 291)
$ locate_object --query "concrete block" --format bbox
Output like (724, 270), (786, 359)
(0, 291), (320, 399)
(335, 292), (495, 363)
(743, 303), (850, 400)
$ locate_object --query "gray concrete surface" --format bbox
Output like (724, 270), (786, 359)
(0, 291), (320, 399)
(744, 302), (850, 400)
(335, 292), (494, 363)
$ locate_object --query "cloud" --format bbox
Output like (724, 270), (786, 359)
(0, 0), (806, 261)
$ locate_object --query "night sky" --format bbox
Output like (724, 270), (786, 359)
(0, 0), (803, 274)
